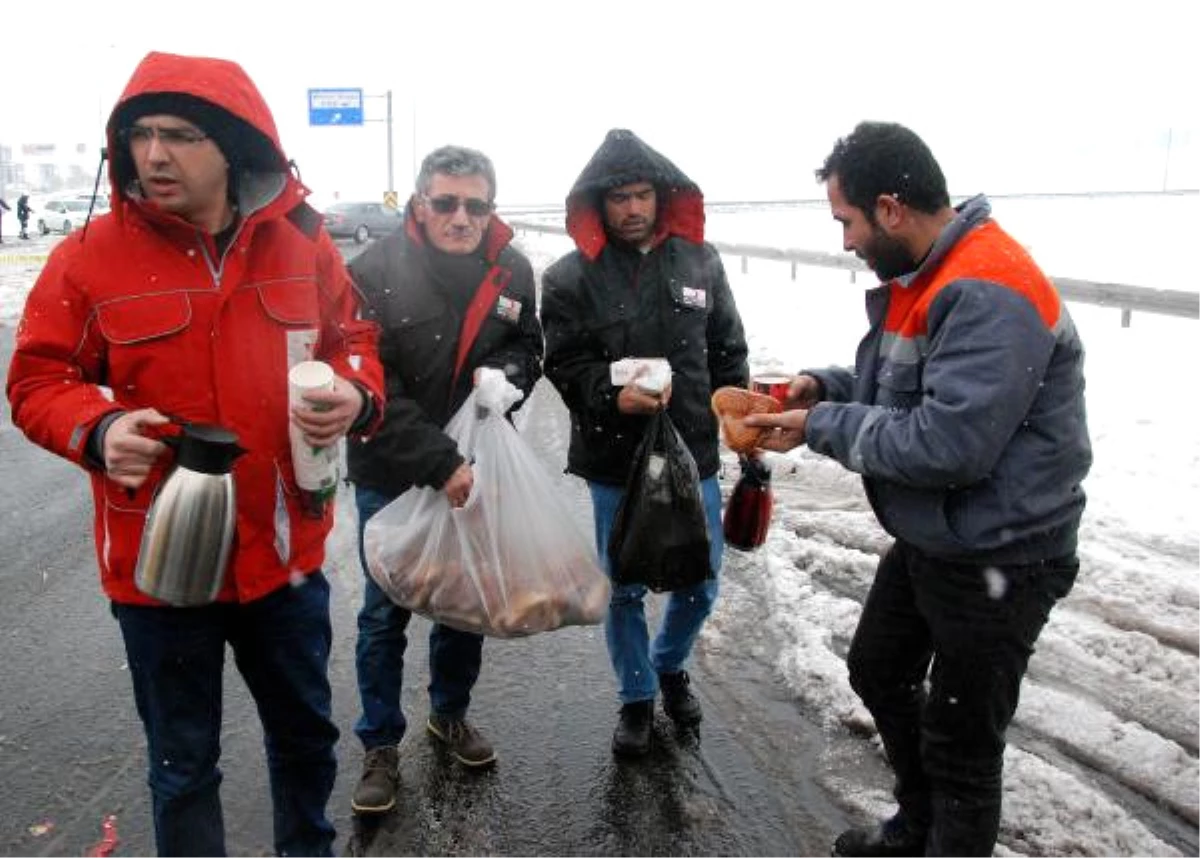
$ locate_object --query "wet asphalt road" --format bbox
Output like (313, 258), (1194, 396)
(0, 312), (855, 856)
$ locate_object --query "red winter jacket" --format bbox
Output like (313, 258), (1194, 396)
(5, 52), (384, 604)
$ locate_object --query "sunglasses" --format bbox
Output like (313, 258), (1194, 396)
(423, 194), (493, 217)
(122, 124), (210, 147)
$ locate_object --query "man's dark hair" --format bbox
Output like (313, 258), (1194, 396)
(416, 145), (496, 200)
(815, 121), (950, 217)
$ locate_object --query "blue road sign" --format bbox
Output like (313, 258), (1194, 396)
(308, 88), (364, 126)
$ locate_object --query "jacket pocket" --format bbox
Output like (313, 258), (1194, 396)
(94, 293), (199, 403)
(272, 459), (299, 565)
(97, 470), (163, 589)
(875, 357), (922, 409)
(255, 277), (321, 327)
(95, 292), (191, 344)
(101, 471), (159, 514)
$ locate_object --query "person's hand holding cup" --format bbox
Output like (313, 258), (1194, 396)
(752, 372), (823, 410)
(751, 373), (793, 405)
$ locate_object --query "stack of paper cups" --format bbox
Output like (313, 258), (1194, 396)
(288, 361), (340, 508)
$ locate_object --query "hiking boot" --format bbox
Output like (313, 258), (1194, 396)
(351, 745), (399, 814)
(426, 714), (497, 768)
(832, 814), (927, 857)
(612, 700), (654, 757)
(659, 670), (702, 726)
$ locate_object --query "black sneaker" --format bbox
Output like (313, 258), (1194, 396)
(351, 745), (399, 814)
(426, 714), (497, 768)
(659, 670), (702, 726)
(612, 700), (654, 757)
(832, 814), (927, 857)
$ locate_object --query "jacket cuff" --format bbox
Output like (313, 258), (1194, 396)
(84, 411), (125, 470)
(348, 382), (375, 435)
(426, 451), (466, 490)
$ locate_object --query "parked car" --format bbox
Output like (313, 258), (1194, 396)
(322, 201), (403, 244)
(37, 197), (99, 235)
(71, 191), (112, 210)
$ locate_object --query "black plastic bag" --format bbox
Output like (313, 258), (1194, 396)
(608, 410), (712, 592)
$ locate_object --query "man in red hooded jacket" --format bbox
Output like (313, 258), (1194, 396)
(6, 51), (384, 856)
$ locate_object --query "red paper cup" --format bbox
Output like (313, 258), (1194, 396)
(751, 374), (792, 404)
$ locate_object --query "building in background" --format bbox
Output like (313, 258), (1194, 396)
(0, 140), (105, 199)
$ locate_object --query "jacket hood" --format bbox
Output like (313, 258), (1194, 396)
(105, 51), (295, 218)
(565, 129), (705, 260)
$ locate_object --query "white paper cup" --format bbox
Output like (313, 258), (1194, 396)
(289, 360), (335, 400)
(288, 361), (339, 493)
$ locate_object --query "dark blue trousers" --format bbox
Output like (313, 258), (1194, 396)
(113, 573), (338, 857)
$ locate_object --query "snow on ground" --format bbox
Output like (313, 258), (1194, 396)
(511, 194), (1199, 856)
(2, 193), (1196, 855)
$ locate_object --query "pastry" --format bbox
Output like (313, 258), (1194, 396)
(711, 386), (782, 453)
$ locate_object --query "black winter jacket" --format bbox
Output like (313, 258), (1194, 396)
(541, 130), (748, 485)
(347, 213), (543, 495)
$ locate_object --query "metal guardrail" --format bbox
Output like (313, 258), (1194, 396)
(508, 219), (1199, 325)
(1050, 277), (1197, 321)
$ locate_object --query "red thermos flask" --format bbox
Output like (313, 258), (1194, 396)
(723, 455), (774, 550)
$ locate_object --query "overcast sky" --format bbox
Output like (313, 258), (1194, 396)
(3, 0), (1196, 203)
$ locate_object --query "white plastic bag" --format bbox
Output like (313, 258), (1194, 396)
(364, 372), (610, 638)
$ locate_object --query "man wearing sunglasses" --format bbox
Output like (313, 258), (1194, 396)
(6, 51), (384, 856)
(344, 145), (543, 813)
(540, 129), (749, 757)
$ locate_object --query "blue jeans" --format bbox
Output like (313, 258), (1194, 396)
(354, 485), (484, 750)
(112, 573), (338, 857)
(589, 476), (723, 703)
(848, 540), (1077, 855)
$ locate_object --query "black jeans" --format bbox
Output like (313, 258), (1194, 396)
(847, 541), (1077, 856)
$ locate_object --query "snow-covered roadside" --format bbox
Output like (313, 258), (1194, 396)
(3, 207), (1194, 857)
(514, 224), (1199, 856)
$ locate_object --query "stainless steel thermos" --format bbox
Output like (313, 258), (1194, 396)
(134, 422), (246, 606)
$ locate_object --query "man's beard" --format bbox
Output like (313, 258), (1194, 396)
(864, 225), (918, 281)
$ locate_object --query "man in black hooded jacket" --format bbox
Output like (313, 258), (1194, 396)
(541, 129), (748, 756)
(346, 145), (543, 813)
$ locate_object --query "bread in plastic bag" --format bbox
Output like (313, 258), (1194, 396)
(364, 370), (610, 637)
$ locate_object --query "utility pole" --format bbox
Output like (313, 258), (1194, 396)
(386, 90), (394, 195)
(359, 90), (395, 202)
(1162, 127), (1173, 192)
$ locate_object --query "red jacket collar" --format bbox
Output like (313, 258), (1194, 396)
(566, 186), (705, 261)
